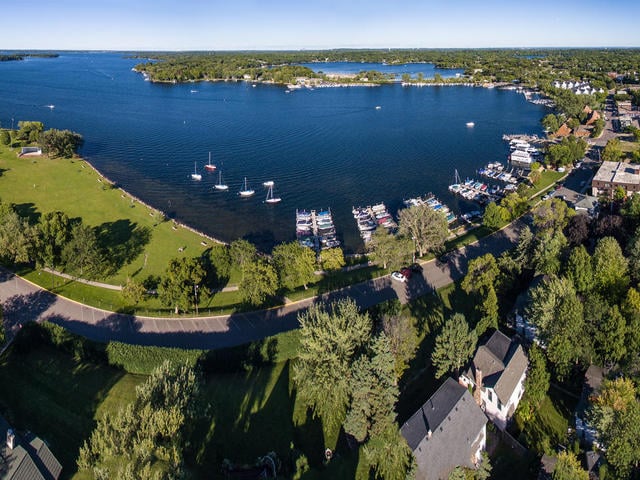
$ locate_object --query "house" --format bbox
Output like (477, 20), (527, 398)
(400, 377), (488, 480)
(459, 330), (528, 431)
(585, 110), (601, 126)
(553, 123), (573, 138)
(592, 161), (640, 198)
(574, 365), (605, 448)
(0, 415), (62, 480)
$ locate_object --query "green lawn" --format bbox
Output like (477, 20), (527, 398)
(0, 143), (224, 286)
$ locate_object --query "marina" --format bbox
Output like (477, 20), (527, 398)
(403, 195), (457, 224)
(296, 209), (341, 251)
(352, 203), (397, 243)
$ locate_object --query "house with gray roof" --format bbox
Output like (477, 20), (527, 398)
(459, 330), (528, 430)
(400, 377), (488, 480)
(0, 415), (61, 480)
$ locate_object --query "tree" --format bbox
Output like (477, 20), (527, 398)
(462, 254), (500, 334)
(208, 243), (232, 285)
(362, 421), (413, 480)
(482, 201), (509, 230)
(431, 313), (477, 378)
(564, 214), (590, 246)
(501, 192), (528, 220)
(229, 239), (256, 277)
(39, 128), (83, 158)
(601, 138), (623, 163)
(368, 228), (412, 270)
(0, 129), (10, 145)
(381, 312), (418, 380)
(344, 334), (398, 443)
(398, 204), (449, 258)
(552, 451), (589, 480)
(621, 194), (640, 232)
(239, 258), (278, 307)
(532, 198), (574, 234)
(77, 361), (200, 479)
(293, 299), (372, 431)
(16, 121), (43, 142)
(588, 378), (640, 478)
(623, 288), (640, 356)
(0, 209), (36, 264)
(318, 247), (345, 272)
(542, 113), (560, 133)
(595, 305), (627, 365)
(517, 345), (550, 422)
(564, 245), (594, 294)
(122, 277), (146, 305)
(592, 236), (629, 300)
(272, 241), (316, 290)
(61, 223), (103, 278)
(158, 256), (207, 314)
(530, 230), (567, 276)
(36, 210), (72, 269)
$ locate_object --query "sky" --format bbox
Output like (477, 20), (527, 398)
(1, 0), (639, 51)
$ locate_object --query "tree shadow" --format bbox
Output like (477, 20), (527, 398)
(12, 202), (40, 224)
(94, 219), (152, 275)
(1, 289), (57, 341)
(242, 230), (276, 254)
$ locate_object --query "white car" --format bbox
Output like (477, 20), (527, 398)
(391, 271), (407, 283)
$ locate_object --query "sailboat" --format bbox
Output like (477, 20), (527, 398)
(238, 177), (255, 197)
(191, 162), (202, 181)
(264, 181), (282, 204)
(204, 152), (216, 172)
(214, 169), (229, 190)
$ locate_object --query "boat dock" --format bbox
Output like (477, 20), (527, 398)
(403, 195), (457, 224)
(352, 203), (397, 243)
(296, 208), (340, 251)
(448, 178), (501, 205)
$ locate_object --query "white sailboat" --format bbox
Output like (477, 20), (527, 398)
(264, 181), (281, 204)
(238, 177), (255, 197)
(191, 162), (202, 181)
(214, 169), (228, 190)
(204, 152), (216, 172)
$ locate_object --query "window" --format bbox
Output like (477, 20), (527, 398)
(488, 390), (493, 403)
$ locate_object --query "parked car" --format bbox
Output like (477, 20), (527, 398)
(391, 271), (407, 283)
(400, 268), (413, 280)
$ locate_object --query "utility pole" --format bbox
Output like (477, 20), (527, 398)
(194, 284), (199, 316)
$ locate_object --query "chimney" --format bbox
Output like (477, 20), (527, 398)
(7, 428), (15, 450)
(474, 368), (483, 406)
(427, 429), (432, 440)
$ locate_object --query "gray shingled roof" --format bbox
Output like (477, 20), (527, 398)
(0, 415), (61, 480)
(401, 378), (488, 480)
(466, 331), (528, 405)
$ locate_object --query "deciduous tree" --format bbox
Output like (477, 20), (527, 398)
(398, 204), (449, 258)
(482, 201), (509, 230)
(272, 241), (316, 290)
(61, 223), (103, 278)
(229, 239), (257, 277)
(552, 451), (589, 480)
(239, 258), (278, 307)
(293, 299), (372, 431)
(318, 247), (345, 272)
(368, 228), (412, 270)
(158, 256), (207, 314)
(592, 236), (629, 300)
(36, 210), (72, 269)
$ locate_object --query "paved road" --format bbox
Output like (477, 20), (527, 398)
(0, 222), (523, 350)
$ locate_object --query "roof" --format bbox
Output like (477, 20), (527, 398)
(593, 161), (640, 187)
(575, 365), (604, 419)
(401, 378), (487, 480)
(554, 123), (572, 137)
(466, 331), (529, 404)
(0, 416), (61, 480)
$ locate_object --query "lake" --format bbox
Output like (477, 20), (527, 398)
(0, 53), (545, 251)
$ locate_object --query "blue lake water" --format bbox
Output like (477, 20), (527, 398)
(0, 53), (545, 251)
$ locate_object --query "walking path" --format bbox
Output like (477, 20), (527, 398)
(0, 222), (523, 350)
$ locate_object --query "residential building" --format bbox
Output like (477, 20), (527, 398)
(400, 377), (487, 480)
(574, 365), (605, 448)
(0, 415), (62, 480)
(591, 161), (640, 198)
(459, 330), (529, 431)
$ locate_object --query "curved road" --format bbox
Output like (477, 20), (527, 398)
(0, 222), (523, 350)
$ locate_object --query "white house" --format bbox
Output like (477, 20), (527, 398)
(459, 330), (529, 431)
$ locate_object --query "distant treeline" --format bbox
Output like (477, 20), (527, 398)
(133, 48), (640, 86)
(0, 52), (59, 61)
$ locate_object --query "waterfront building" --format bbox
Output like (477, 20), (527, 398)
(591, 161), (640, 198)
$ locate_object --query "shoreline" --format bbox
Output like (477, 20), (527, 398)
(79, 157), (228, 247)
